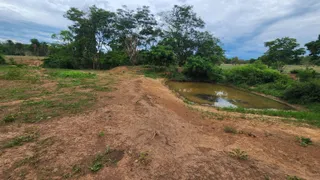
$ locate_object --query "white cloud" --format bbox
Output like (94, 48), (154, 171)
(1, 0), (320, 58)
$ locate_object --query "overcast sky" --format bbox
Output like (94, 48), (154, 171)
(1, 0), (320, 59)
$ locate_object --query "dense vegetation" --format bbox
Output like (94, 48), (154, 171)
(41, 5), (224, 70)
(0, 39), (49, 56)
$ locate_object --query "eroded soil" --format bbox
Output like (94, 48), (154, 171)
(1, 67), (320, 180)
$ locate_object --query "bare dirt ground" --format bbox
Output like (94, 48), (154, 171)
(1, 66), (320, 180)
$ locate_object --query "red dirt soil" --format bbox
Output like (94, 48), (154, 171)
(1, 67), (320, 180)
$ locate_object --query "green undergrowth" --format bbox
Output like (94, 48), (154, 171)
(221, 107), (320, 127)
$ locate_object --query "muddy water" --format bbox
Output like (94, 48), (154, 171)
(167, 81), (293, 110)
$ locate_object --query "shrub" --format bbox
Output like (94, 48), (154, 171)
(101, 50), (129, 69)
(296, 68), (316, 82)
(0, 54), (6, 64)
(224, 64), (287, 86)
(146, 45), (177, 67)
(283, 80), (320, 104)
(290, 69), (300, 74)
(183, 56), (223, 82)
(296, 136), (312, 147)
(166, 65), (187, 81)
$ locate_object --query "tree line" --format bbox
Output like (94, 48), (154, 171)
(0, 4), (319, 70)
(44, 5), (224, 69)
(225, 36), (320, 68)
(0, 39), (49, 56)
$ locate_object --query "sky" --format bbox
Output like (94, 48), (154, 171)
(0, 0), (320, 59)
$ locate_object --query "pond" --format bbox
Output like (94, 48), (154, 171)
(167, 81), (293, 110)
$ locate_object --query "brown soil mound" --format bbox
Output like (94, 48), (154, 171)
(109, 66), (129, 74)
(1, 70), (320, 180)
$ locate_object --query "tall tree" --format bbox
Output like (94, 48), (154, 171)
(113, 6), (159, 64)
(194, 31), (225, 64)
(160, 5), (205, 65)
(263, 37), (305, 66)
(305, 35), (320, 65)
(30, 38), (40, 56)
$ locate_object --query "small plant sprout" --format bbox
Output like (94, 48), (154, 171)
(286, 175), (304, 180)
(137, 151), (150, 165)
(98, 131), (105, 137)
(296, 136), (312, 147)
(229, 148), (248, 160)
(224, 126), (237, 134)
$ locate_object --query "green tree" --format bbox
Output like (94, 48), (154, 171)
(113, 6), (159, 64)
(194, 31), (225, 64)
(160, 5), (205, 65)
(305, 35), (320, 65)
(30, 38), (40, 56)
(263, 37), (305, 66)
(52, 30), (74, 44)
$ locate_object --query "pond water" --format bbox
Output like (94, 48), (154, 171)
(167, 81), (293, 110)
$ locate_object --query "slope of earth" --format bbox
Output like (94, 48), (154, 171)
(1, 66), (320, 180)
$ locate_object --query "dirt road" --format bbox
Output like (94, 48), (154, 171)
(1, 67), (320, 180)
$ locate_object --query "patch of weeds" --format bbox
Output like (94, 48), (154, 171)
(296, 136), (312, 147)
(224, 126), (237, 134)
(286, 175), (304, 180)
(98, 132), (105, 137)
(89, 146), (124, 172)
(200, 110), (225, 120)
(48, 70), (96, 79)
(229, 148), (248, 160)
(2, 67), (27, 80)
(72, 165), (82, 174)
(2, 131), (39, 149)
(183, 99), (194, 105)
(137, 151), (150, 165)
(142, 69), (164, 79)
(3, 114), (16, 123)
(222, 107), (320, 127)
(1, 66), (40, 83)
(264, 175), (271, 180)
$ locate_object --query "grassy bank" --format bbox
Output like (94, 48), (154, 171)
(221, 107), (320, 127)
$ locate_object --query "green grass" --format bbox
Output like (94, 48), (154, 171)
(220, 64), (320, 73)
(1, 67), (115, 125)
(2, 132), (39, 149)
(47, 69), (96, 79)
(296, 136), (312, 147)
(0, 66), (41, 83)
(89, 147), (124, 172)
(143, 69), (164, 79)
(221, 107), (320, 127)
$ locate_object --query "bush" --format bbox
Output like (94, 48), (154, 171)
(43, 55), (73, 69)
(101, 50), (129, 69)
(149, 45), (177, 66)
(0, 54), (6, 64)
(283, 80), (320, 104)
(166, 65), (187, 81)
(290, 69), (300, 74)
(297, 68), (316, 82)
(224, 64), (287, 86)
(183, 56), (223, 82)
